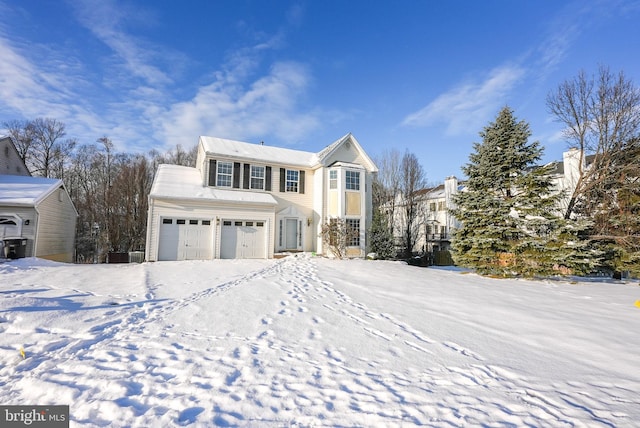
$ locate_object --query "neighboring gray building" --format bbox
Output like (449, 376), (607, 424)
(0, 135), (30, 177)
(0, 135), (78, 262)
(0, 175), (78, 262)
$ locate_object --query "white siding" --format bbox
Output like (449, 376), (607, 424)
(322, 143), (370, 169)
(34, 188), (77, 262)
(313, 166), (325, 254)
(272, 167), (316, 252)
(146, 198), (275, 261)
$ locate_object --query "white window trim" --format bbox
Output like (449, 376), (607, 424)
(345, 218), (361, 247)
(217, 161), (233, 187)
(329, 169), (338, 190)
(346, 170), (360, 191)
(286, 169), (299, 192)
(250, 165), (265, 190)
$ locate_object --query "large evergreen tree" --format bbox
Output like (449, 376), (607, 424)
(451, 106), (594, 276)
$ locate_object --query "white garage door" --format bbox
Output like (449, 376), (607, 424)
(220, 220), (266, 259)
(158, 218), (213, 261)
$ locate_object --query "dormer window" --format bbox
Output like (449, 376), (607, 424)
(346, 170), (360, 190)
(217, 162), (233, 187)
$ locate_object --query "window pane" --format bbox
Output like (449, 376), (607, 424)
(346, 219), (360, 246)
(223, 220), (232, 226)
(217, 162), (233, 187)
(329, 170), (337, 189)
(346, 171), (360, 190)
(286, 169), (299, 192)
(202, 220), (211, 225)
(177, 219), (186, 224)
(162, 218), (173, 224)
(189, 220), (198, 225)
(251, 165), (265, 190)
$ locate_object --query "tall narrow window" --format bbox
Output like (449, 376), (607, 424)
(217, 161), (233, 187)
(286, 170), (299, 192)
(346, 170), (360, 190)
(251, 165), (265, 190)
(346, 219), (360, 246)
(329, 170), (337, 189)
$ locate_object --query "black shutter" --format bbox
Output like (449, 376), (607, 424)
(233, 162), (241, 188)
(279, 168), (286, 192)
(299, 170), (305, 194)
(208, 160), (216, 186)
(265, 166), (272, 191)
(243, 164), (250, 189)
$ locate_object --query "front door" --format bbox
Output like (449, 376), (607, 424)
(285, 218), (298, 250)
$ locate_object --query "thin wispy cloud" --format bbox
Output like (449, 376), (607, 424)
(156, 60), (320, 147)
(401, 65), (526, 135)
(400, 0), (624, 138)
(0, 33), (81, 120)
(71, 0), (173, 88)
(1, 0), (324, 153)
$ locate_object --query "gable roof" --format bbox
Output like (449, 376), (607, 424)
(199, 133), (378, 172)
(150, 164), (277, 205)
(0, 174), (65, 207)
(316, 133), (378, 172)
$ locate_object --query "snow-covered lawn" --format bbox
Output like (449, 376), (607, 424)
(1, 254), (639, 427)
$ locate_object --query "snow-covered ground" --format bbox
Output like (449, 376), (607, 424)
(1, 254), (639, 427)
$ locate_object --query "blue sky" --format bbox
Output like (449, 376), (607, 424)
(1, 0), (639, 183)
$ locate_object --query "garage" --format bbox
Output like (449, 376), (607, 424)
(158, 218), (213, 261)
(220, 220), (267, 259)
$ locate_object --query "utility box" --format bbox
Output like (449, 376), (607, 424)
(1, 238), (28, 259)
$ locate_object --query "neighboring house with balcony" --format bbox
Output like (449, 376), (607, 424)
(389, 148), (588, 262)
(145, 133), (377, 261)
(389, 176), (463, 257)
(420, 176), (463, 254)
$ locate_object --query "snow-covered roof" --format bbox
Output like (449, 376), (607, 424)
(199, 136), (318, 168)
(0, 175), (63, 207)
(199, 133), (378, 172)
(150, 164), (277, 205)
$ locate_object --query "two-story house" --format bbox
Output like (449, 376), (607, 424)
(145, 133), (377, 261)
(389, 176), (462, 256)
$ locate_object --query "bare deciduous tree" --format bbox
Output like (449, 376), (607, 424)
(547, 66), (640, 220)
(3, 119), (34, 162)
(548, 66), (640, 274)
(399, 151), (427, 258)
(373, 149), (402, 235)
(319, 218), (359, 259)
